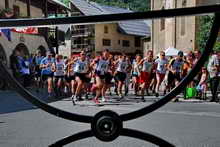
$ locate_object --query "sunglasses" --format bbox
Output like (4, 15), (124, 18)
(161, 54), (165, 56)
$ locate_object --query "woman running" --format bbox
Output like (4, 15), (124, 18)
(155, 51), (168, 97)
(52, 54), (65, 97)
(91, 49), (110, 104)
(132, 54), (142, 95)
(114, 54), (129, 99)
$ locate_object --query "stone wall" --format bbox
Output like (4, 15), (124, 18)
(0, 32), (48, 67)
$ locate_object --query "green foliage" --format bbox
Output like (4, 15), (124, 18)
(196, 15), (214, 52)
(214, 42), (220, 51)
(90, 0), (150, 12)
(58, 0), (150, 11)
(197, 15), (220, 52)
(58, 0), (70, 6)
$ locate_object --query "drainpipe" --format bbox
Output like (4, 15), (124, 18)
(5, 0), (9, 9)
(151, 0), (154, 55)
(55, 5), (59, 54)
(26, 0), (31, 18)
(174, 0), (177, 48)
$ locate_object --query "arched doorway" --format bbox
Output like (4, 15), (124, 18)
(14, 43), (29, 56)
(37, 46), (46, 56)
(0, 44), (7, 65)
(0, 44), (7, 89)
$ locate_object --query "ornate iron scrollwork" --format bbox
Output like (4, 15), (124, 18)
(0, 5), (220, 147)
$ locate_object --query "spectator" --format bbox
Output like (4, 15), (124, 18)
(10, 50), (20, 79)
(207, 51), (220, 102)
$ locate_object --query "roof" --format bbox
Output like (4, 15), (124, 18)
(70, 0), (151, 37)
(48, 0), (71, 11)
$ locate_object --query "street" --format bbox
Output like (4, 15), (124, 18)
(0, 90), (220, 147)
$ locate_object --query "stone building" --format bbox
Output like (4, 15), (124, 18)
(70, 0), (151, 55)
(0, 0), (70, 89)
(151, 0), (220, 55)
(0, 0), (70, 66)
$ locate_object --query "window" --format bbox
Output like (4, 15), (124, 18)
(104, 26), (108, 34)
(103, 39), (111, 46)
(160, 6), (165, 31)
(118, 40), (120, 45)
(122, 40), (130, 47)
(160, 18), (165, 31)
(135, 37), (141, 47)
(181, 0), (187, 36)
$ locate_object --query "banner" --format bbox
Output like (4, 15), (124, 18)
(11, 27), (38, 34)
(1, 29), (11, 41)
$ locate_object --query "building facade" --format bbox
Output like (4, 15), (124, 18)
(151, 0), (220, 55)
(70, 0), (151, 55)
(0, 0), (69, 89)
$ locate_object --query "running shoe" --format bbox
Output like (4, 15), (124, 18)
(119, 94), (124, 99)
(101, 96), (106, 102)
(93, 98), (100, 104)
(47, 93), (53, 99)
(71, 95), (76, 105)
(155, 93), (159, 97)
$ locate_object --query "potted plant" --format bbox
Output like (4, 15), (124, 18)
(0, 8), (14, 19)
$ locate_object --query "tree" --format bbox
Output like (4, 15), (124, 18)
(197, 15), (220, 52)
(196, 15), (214, 52)
(59, 0), (70, 6)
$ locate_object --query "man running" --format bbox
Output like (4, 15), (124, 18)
(71, 51), (90, 104)
(139, 50), (154, 101)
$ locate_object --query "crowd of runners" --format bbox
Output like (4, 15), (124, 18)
(10, 48), (220, 105)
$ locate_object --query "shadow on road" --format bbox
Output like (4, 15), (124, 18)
(0, 89), (61, 115)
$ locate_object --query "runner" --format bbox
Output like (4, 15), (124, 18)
(125, 56), (132, 96)
(167, 51), (184, 96)
(65, 56), (77, 103)
(52, 54), (65, 97)
(139, 50), (154, 101)
(114, 54), (129, 100)
(101, 54), (114, 102)
(34, 51), (44, 92)
(40, 51), (54, 98)
(132, 54), (142, 95)
(91, 49), (110, 104)
(155, 51), (168, 97)
(72, 51), (90, 104)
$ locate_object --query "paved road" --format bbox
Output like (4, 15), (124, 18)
(0, 90), (220, 147)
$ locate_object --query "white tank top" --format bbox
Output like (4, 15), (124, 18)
(96, 59), (109, 75)
(54, 61), (65, 76)
(116, 60), (128, 73)
(74, 60), (88, 73)
(142, 61), (153, 72)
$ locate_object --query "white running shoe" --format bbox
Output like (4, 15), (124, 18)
(71, 95), (76, 105)
(101, 96), (106, 102)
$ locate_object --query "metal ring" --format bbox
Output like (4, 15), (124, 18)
(49, 128), (175, 147)
(48, 130), (93, 147)
(0, 6), (219, 124)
